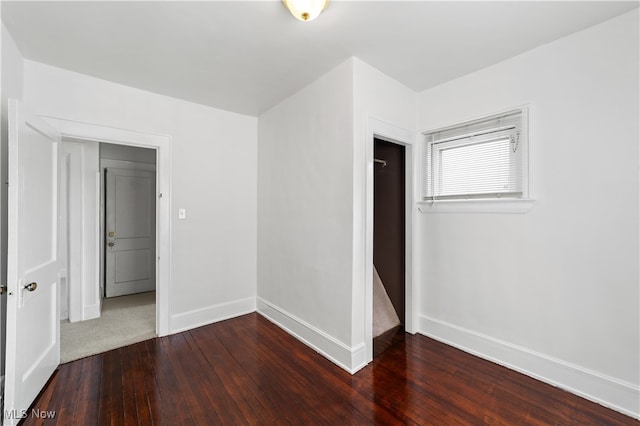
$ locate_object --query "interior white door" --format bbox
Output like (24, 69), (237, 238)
(4, 100), (60, 426)
(105, 168), (156, 298)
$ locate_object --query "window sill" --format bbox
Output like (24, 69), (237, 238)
(417, 198), (535, 214)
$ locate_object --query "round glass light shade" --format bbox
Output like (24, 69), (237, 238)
(283, 0), (329, 22)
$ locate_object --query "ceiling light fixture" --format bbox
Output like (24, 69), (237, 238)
(282, 0), (329, 22)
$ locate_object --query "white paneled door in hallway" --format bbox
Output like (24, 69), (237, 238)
(105, 168), (156, 298)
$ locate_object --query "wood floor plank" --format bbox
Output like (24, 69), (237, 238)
(120, 341), (152, 426)
(151, 334), (201, 425)
(97, 348), (125, 426)
(189, 324), (279, 424)
(179, 331), (249, 424)
(218, 316), (343, 424)
(21, 313), (639, 425)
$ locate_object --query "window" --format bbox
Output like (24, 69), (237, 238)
(423, 108), (528, 202)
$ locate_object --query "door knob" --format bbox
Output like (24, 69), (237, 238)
(24, 282), (37, 292)
(108, 231), (115, 237)
(108, 242), (115, 247)
(0, 284), (6, 295)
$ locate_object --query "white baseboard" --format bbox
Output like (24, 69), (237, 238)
(83, 303), (101, 321)
(170, 297), (256, 334)
(257, 297), (367, 374)
(418, 315), (640, 420)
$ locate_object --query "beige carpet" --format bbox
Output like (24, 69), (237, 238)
(373, 266), (401, 338)
(60, 291), (156, 363)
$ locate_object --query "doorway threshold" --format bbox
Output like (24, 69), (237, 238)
(60, 291), (156, 363)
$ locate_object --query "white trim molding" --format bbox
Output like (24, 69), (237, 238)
(170, 297), (256, 334)
(41, 116), (172, 337)
(83, 303), (100, 321)
(258, 298), (367, 374)
(361, 116), (419, 365)
(417, 198), (535, 214)
(418, 315), (640, 419)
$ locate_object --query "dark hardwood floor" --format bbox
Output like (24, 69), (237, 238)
(22, 313), (638, 425)
(373, 325), (405, 359)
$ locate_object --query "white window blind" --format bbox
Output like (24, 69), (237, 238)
(423, 108), (528, 200)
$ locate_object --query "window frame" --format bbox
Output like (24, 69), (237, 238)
(419, 107), (534, 214)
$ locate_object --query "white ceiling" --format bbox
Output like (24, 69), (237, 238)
(2, 1), (638, 116)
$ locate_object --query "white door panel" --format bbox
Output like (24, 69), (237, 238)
(114, 175), (152, 237)
(4, 100), (60, 426)
(105, 168), (155, 298)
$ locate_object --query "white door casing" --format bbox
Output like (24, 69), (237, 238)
(58, 152), (69, 320)
(39, 116), (171, 337)
(4, 100), (60, 425)
(105, 168), (156, 298)
(363, 117), (418, 365)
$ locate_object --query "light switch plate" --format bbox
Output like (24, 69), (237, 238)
(178, 208), (186, 219)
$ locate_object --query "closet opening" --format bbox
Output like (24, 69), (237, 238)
(372, 137), (406, 358)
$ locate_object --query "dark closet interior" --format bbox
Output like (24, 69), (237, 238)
(373, 138), (405, 326)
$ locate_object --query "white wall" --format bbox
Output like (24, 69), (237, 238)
(22, 60), (258, 333)
(257, 59), (357, 369)
(417, 10), (639, 417)
(0, 21), (24, 392)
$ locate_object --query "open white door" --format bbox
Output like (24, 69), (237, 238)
(3, 100), (60, 425)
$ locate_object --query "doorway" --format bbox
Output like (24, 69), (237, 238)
(364, 117), (416, 364)
(372, 138), (406, 357)
(100, 142), (157, 299)
(45, 116), (171, 336)
(57, 140), (159, 363)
